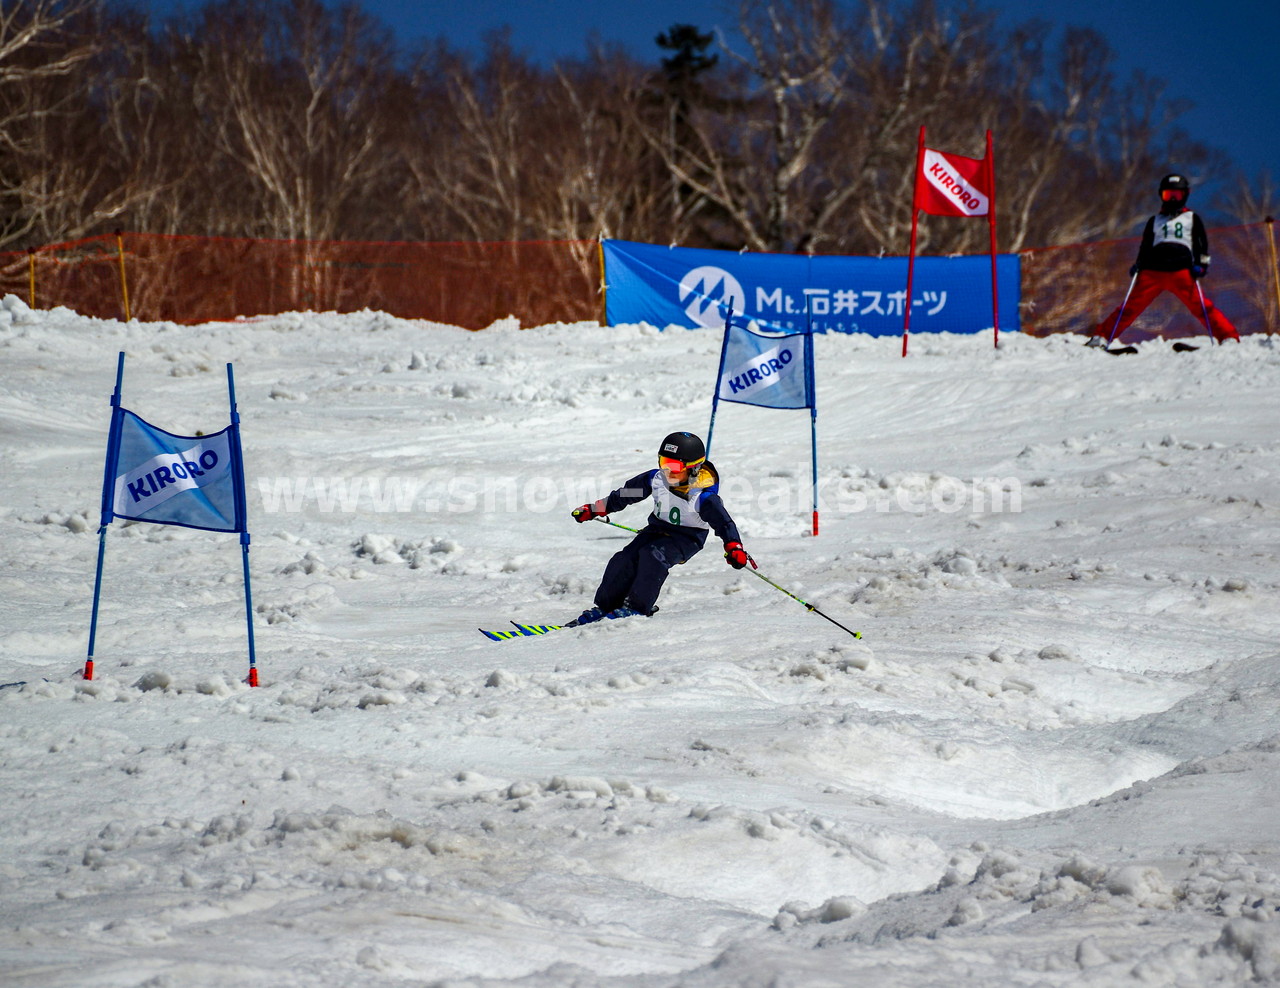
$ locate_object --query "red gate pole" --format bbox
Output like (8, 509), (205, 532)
(986, 130), (1000, 347)
(902, 126), (925, 358)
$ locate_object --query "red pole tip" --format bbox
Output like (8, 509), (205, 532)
(812, 511), (819, 537)
(82, 660), (94, 681)
(246, 668), (259, 687)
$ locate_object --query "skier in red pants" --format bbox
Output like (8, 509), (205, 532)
(1089, 173), (1240, 348)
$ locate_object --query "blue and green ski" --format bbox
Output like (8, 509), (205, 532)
(478, 608), (645, 641)
(478, 621), (564, 642)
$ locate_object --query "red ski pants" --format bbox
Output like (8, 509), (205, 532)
(1096, 269), (1239, 343)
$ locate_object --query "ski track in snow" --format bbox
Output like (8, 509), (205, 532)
(2, 295), (1280, 985)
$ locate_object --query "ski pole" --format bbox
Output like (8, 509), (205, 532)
(1105, 269), (1139, 347)
(1193, 279), (1216, 345)
(743, 561), (863, 639)
(593, 519), (861, 638)
(593, 517), (639, 534)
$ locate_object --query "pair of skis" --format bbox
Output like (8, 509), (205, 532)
(1096, 340), (1200, 355)
(1100, 342), (1198, 355)
(478, 607), (642, 642)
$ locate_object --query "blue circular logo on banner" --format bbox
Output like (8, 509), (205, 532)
(678, 266), (745, 329)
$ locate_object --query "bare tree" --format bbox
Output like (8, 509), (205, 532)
(530, 50), (670, 242)
(0, 0), (100, 246)
(173, 0), (401, 241)
(838, 0), (999, 255)
(0, 0), (1243, 267)
(630, 0), (1007, 255)
(1219, 170), (1278, 225)
(1214, 170), (1280, 333)
(998, 30), (1201, 251)
(398, 35), (653, 246)
(420, 33), (543, 242)
(634, 0), (857, 253)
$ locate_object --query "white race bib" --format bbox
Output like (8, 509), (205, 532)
(650, 473), (711, 530)
(1153, 210), (1195, 252)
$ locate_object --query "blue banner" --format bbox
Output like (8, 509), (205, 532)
(106, 409), (246, 533)
(603, 240), (1020, 336)
(716, 323), (813, 410)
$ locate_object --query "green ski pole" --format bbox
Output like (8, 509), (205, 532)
(592, 517), (639, 534)
(594, 519), (861, 639)
(742, 561), (862, 639)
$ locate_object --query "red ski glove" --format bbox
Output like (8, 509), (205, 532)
(724, 541), (749, 569)
(572, 500), (607, 523)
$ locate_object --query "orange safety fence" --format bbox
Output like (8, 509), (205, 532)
(1020, 219), (1279, 339)
(2, 224), (1276, 336)
(0, 233), (601, 329)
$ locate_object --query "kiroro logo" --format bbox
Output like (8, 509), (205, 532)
(678, 266), (745, 329)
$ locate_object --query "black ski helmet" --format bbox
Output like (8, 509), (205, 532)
(1158, 173), (1191, 199)
(658, 431), (706, 469)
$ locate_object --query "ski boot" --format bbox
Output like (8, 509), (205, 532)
(568, 606), (605, 627)
(614, 600), (658, 619)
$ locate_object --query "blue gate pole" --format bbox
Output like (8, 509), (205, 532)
(226, 363), (258, 686)
(809, 398), (819, 535)
(805, 303), (819, 537)
(706, 308), (734, 457)
(240, 533), (257, 686)
(85, 352), (126, 680)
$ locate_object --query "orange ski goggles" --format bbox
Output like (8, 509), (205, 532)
(659, 455), (704, 476)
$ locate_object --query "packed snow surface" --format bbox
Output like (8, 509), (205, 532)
(2, 295), (1279, 986)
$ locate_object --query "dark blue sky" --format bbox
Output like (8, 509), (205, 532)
(144, 0), (1277, 194)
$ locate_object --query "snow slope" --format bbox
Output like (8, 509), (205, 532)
(2, 295), (1279, 986)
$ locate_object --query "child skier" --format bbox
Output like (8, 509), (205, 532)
(569, 431), (748, 626)
(1089, 173), (1240, 348)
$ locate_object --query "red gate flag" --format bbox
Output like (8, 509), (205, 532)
(903, 126), (1000, 355)
(915, 145), (993, 217)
